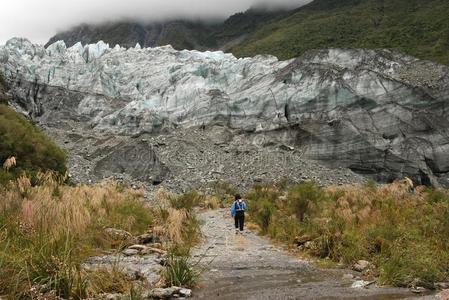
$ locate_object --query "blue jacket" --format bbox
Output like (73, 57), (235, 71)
(231, 200), (247, 217)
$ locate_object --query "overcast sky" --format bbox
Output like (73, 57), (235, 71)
(0, 0), (310, 45)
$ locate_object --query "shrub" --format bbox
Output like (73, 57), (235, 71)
(0, 173), (154, 298)
(0, 175), (204, 298)
(287, 182), (325, 221)
(379, 242), (444, 288)
(162, 254), (200, 288)
(255, 199), (277, 234)
(169, 190), (202, 211)
(203, 195), (220, 209)
(267, 214), (301, 244)
(246, 180), (449, 287)
(209, 180), (237, 196)
(425, 188), (449, 203)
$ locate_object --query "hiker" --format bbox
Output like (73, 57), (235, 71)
(231, 194), (247, 234)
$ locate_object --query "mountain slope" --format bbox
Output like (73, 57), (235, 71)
(2, 38), (449, 188)
(0, 75), (67, 185)
(47, 0), (449, 65)
(231, 0), (449, 64)
(46, 21), (216, 50)
(46, 8), (290, 50)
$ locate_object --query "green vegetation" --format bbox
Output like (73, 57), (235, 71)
(0, 176), (202, 298)
(162, 254), (200, 288)
(0, 96), (67, 185)
(0, 75), (7, 105)
(169, 190), (203, 212)
(232, 0), (449, 64)
(247, 181), (449, 287)
(0, 174), (154, 298)
(47, 8), (288, 51)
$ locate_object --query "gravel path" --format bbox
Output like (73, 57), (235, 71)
(192, 209), (436, 300)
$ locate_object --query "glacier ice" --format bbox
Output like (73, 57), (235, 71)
(1, 38), (449, 185)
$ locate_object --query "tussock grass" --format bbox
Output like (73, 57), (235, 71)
(0, 177), (205, 298)
(209, 180), (237, 208)
(169, 191), (202, 212)
(203, 195), (220, 210)
(247, 180), (449, 288)
(161, 254), (200, 288)
(151, 189), (203, 288)
(86, 264), (134, 295)
(0, 173), (154, 298)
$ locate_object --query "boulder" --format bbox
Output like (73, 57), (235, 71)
(128, 244), (148, 252)
(104, 228), (133, 241)
(122, 249), (139, 256)
(352, 260), (371, 272)
(351, 280), (375, 289)
(145, 287), (192, 299)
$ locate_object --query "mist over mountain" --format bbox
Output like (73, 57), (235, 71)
(46, 7), (293, 51)
(0, 0), (311, 44)
(46, 0), (449, 66)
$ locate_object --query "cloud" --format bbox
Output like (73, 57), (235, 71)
(0, 0), (311, 45)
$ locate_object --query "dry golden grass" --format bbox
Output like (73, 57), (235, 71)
(248, 179), (449, 287)
(86, 265), (134, 295)
(0, 173), (151, 241)
(0, 173), (204, 298)
(166, 208), (188, 245)
(152, 187), (202, 250)
(154, 187), (173, 208)
(0, 172), (157, 298)
(2, 156), (16, 171)
(203, 195), (220, 210)
(325, 180), (423, 226)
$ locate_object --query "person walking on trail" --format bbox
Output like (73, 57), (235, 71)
(231, 194), (247, 234)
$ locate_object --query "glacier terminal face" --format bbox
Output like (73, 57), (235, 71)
(1, 38), (449, 187)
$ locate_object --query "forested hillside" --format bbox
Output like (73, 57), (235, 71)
(232, 0), (449, 64)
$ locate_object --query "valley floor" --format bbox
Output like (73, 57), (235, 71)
(192, 209), (437, 300)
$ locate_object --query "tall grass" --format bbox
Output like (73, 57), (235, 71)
(247, 181), (449, 288)
(162, 254), (200, 288)
(153, 188), (202, 257)
(153, 188), (203, 287)
(0, 172), (154, 298)
(0, 175), (205, 298)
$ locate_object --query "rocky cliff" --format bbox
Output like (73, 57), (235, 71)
(1, 38), (449, 188)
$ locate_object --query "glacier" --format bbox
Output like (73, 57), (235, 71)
(1, 37), (449, 187)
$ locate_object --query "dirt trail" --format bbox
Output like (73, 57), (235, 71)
(192, 209), (436, 300)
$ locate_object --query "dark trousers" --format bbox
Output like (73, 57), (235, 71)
(234, 211), (245, 231)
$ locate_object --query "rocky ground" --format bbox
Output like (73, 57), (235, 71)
(192, 209), (438, 300)
(44, 123), (367, 195)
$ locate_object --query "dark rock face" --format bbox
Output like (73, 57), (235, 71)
(268, 50), (449, 186)
(93, 141), (169, 184)
(1, 38), (449, 187)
